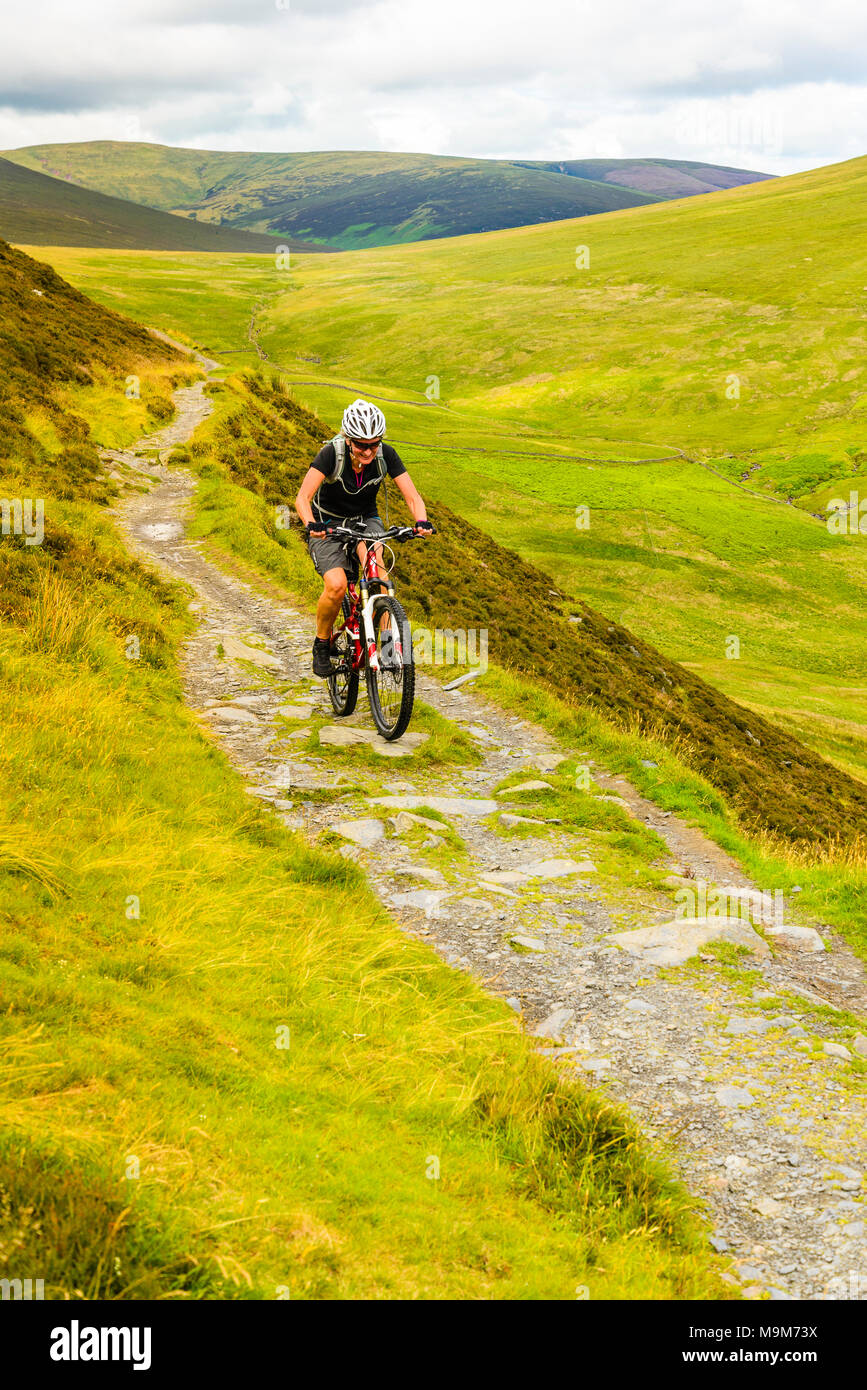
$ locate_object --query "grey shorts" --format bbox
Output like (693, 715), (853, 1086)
(307, 515), (385, 580)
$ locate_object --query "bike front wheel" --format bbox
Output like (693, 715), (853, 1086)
(327, 594), (360, 717)
(365, 595), (414, 740)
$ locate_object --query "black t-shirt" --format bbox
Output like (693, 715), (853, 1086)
(310, 441), (406, 520)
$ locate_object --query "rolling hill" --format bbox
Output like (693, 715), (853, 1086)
(0, 155), (300, 252)
(2, 142), (771, 250)
(518, 157), (775, 198)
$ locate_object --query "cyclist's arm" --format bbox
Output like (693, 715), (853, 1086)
(392, 471), (428, 524)
(295, 465), (328, 528)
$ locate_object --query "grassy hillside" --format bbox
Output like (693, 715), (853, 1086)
(245, 153), (867, 779)
(23, 155), (867, 786)
(0, 157), (292, 253)
(0, 237), (728, 1298)
(255, 153), (867, 454)
(3, 142), (768, 251)
(177, 368), (867, 850)
(0, 236), (184, 494)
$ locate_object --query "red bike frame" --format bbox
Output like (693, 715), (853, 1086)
(328, 526), (413, 674)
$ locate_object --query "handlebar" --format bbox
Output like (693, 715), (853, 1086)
(308, 523), (436, 542)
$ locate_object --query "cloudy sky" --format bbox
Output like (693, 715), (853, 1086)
(1, 0), (865, 173)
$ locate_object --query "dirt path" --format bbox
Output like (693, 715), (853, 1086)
(105, 369), (867, 1302)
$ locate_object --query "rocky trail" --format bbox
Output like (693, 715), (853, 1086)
(104, 370), (867, 1301)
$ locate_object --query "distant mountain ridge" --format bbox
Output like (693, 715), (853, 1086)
(2, 142), (773, 251)
(516, 158), (775, 198)
(0, 156), (295, 253)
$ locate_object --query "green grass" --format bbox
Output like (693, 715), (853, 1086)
(15, 246), (279, 360)
(253, 152), (867, 458)
(0, 509), (723, 1307)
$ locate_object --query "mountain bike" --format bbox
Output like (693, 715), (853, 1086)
(321, 523), (432, 741)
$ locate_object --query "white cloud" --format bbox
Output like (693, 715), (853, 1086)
(1, 0), (865, 173)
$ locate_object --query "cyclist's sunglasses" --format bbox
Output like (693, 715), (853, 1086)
(348, 437), (382, 452)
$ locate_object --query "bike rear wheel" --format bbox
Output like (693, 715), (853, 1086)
(327, 594), (360, 717)
(365, 595), (414, 740)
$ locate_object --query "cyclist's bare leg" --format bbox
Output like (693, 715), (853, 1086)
(316, 567), (348, 640)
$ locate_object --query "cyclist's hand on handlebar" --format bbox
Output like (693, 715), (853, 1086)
(414, 519), (435, 537)
(306, 520), (327, 538)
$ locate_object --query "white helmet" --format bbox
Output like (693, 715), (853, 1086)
(342, 398), (386, 440)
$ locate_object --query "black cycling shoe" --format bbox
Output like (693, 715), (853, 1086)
(312, 636), (334, 678)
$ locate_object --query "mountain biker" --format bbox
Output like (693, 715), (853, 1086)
(295, 398), (433, 677)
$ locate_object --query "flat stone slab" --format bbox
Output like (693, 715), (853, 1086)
(753, 1196), (785, 1219)
(211, 707), (260, 724)
(496, 780), (554, 795)
(523, 857), (596, 879)
(510, 934), (547, 952)
(664, 873), (702, 889)
(480, 857), (595, 888)
(320, 726), (428, 757)
(581, 1057), (613, 1075)
(479, 880), (519, 899)
(765, 923), (825, 952)
(391, 889), (450, 919)
(533, 1007), (575, 1040)
(370, 795), (499, 817)
(533, 753), (567, 773)
(392, 865), (445, 885)
(725, 1015), (771, 1036)
(608, 915), (770, 966)
(390, 811), (445, 833)
(498, 813), (546, 828)
(715, 1085), (756, 1108)
(219, 635), (283, 670)
(334, 818), (385, 848)
(277, 703), (315, 719)
(452, 897), (493, 915)
(787, 984), (841, 1010)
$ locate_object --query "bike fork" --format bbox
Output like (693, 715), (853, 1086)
(359, 582), (402, 670)
(359, 579), (379, 671)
